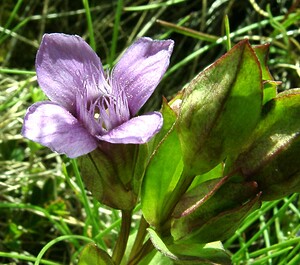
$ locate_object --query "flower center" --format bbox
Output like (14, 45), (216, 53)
(75, 70), (130, 137)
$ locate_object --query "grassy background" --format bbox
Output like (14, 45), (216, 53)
(0, 0), (299, 264)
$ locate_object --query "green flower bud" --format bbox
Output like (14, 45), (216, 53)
(177, 40), (263, 176)
(233, 89), (300, 200)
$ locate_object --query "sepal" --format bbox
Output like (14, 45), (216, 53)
(78, 143), (148, 210)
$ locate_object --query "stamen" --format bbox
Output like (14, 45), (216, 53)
(74, 68), (131, 137)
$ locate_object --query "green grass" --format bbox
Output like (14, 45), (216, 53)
(1, 0), (299, 264)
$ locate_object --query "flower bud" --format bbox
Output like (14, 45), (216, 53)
(233, 89), (300, 200)
(177, 40), (262, 176)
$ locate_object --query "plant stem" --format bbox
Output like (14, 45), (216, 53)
(112, 209), (132, 265)
(159, 168), (194, 228)
(127, 239), (154, 265)
(128, 216), (149, 263)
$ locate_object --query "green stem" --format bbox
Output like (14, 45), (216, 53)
(127, 239), (154, 265)
(127, 171), (194, 264)
(128, 216), (149, 263)
(160, 168), (194, 228)
(112, 210), (132, 265)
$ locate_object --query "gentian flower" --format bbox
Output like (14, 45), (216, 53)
(22, 33), (174, 158)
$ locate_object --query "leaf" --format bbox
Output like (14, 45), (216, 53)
(169, 241), (231, 265)
(147, 228), (178, 260)
(262, 81), (279, 105)
(171, 177), (261, 243)
(253, 43), (273, 81)
(78, 243), (115, 265)
(138, 250), (174, 265)
(173, 193), (260, 244)
(141, 100), (183, 227)
(234, 89), (300, 200)
(148, 97), (181, 153)
(177, 40), (263, 176)
(188, 163), (224, 190)
(253, 44), (280, 104)
(147, 228), (231, 265)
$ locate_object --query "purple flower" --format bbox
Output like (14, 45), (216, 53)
(22, 33), (174, 158)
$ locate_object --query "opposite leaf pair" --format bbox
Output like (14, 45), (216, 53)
(141, 39), (300, 263)
(22, 34), (300, 264)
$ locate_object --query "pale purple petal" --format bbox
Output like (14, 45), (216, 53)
(97, 112), (163, 144)
(36, 33), (104, 113)
(22, 102), (98, 158)
(112, 37), (174, 116)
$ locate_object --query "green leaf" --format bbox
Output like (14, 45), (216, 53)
(78, 243), (115, 265)
(177, 40), (263, 176)
(139, 250), (174, 265)
(147, 228), (231, 265)
(262, 81), (279, 105)
(253, 44), (280, 104)
(188, 163), (224, 190)
(253, 43), (273, 81)
(148, 96), (181, 153)
(141, 101), (183, 227)
(147, 228), (178, 260)
(174, 194), (260, 244)
(234, 89), (300, 200)
(169, 241), (231, 265)
(171, 177), (261, 243)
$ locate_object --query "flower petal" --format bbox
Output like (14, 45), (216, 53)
(98, 112), (163, 144)
(22, 102), (98, 158)
(36, 33), (104, 113)
(112, 37), (174, 116)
